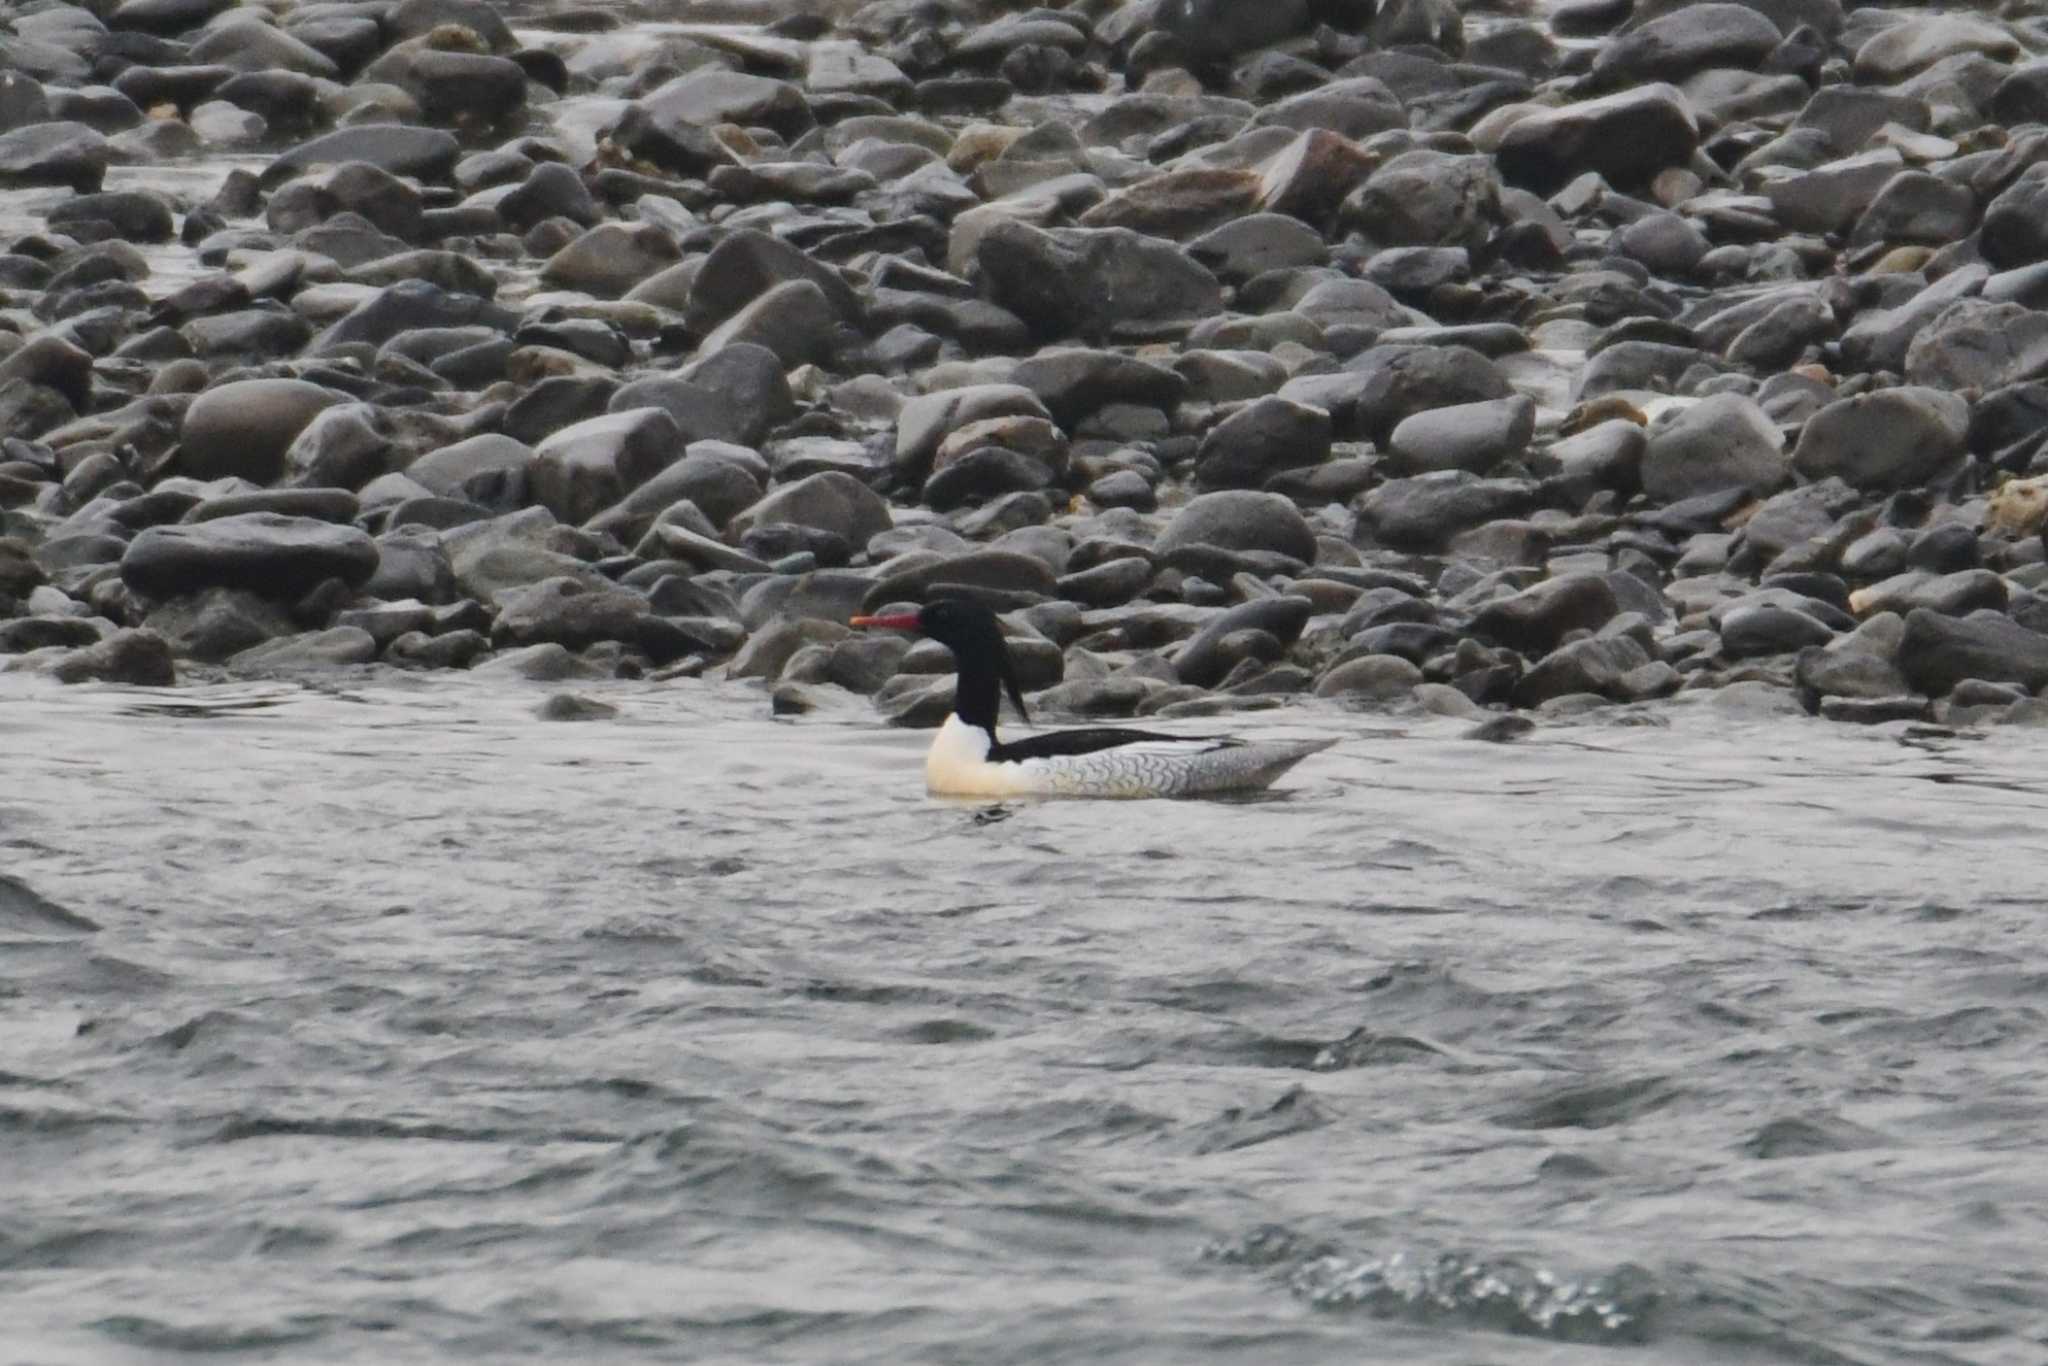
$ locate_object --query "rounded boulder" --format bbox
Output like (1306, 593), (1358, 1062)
(181, 379), (346, 483)
(1154, 489), (1318, 564)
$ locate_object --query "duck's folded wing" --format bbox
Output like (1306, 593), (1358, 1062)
(990, 728), (1228, 762)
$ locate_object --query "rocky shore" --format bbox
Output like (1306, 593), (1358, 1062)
(4, 0), (2048, 729)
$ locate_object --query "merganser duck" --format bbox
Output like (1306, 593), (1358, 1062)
(851, 599), (1336, 799)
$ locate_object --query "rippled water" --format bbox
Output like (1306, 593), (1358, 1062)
(6, 672), (2048, 1364)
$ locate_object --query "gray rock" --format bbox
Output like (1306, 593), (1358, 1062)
(1850, 569), (2007, 619)
(1852, 13), (2019, 84)
(279, 401), (390, 492)
(540, 222), (681, 299)
(923, 448), (1055, 511)
(611, 343), (794, 449)
(1471, 573), (1621, 655)
(1194, 396), (1331, 490)
(263, 125), (459, 187)
(825, 632), (911, 693)
(1174, 596), (1314, 687)
(1903, 299), (2048, 392)
(1159, 0), (1312, 61)
(47, 189), (173, 242)
(1983, 162), (2048, 270)
(1353, 472), (1539, 552)
(47, 627), (175, 686)
(1578, 340), (1712, 400)
(183, 307), (315, 363)
(1384, 395), (1535, 476)
(698, 279), (839, 368)
(535, 692), (619, 721)
(229, 625), (377, 672)
(640, 67), (811, 141)
(1761, 149), (1906, 236)
(498, 161), (599, 233)
(861, 549), (1057, 612)
(1009, 350), (1184, 428)
(121, 513), (378, 600)
(1590, 3), (1783, 87)
(1155, 489), (1318, 563)
(357, 46), (525, 131)
(1314, 653), (1423, 701)
(1840, 526), (1910, 580)
(974, 219), (1221, 342)
(142, 588), (296, 661)
(0, 616), (102, 653)
(311, 278), (518, 353)
(894, 384), (1052, 484)
(1088, 469), (1157, 510)
(1898, 607), (2048, 696)
(473, 642), (599, 681)
(1719, 602), (1834, 658)
(0, 73), (52, 132)
(1849, 170), (1977, 248)
(336, 600), (435, 647)
(1729, 478), (1859, 569)
(1726, 295), (1835, 371)
(1992, 61), (2048, 128)
(1640, 393), (1788, 504)
(1513, 635), (1652, 706)
(35, 532), (127, 578)
(588, 449), (762, 541)
(684, 228), (861, 335)
(192, 17), (339, 77)
(178, 378), (347, 485)
(491, 577), (647, 652)
(729, 471), (892, 549)
(1292, 277), (1410, 334)
(1614, 211), (1710, 277)
(1187, 213), (1329, 281)
(1495, 85), (1699, 194)
(385, 0), (516, 49)
(1316, 344), (1511, 443)
(1839, 263), (1988, 376)
(0, 121), (109, 192)
(406, 433), (534, 510)
(729, 616), (849, 682)
(1542, 418), (1646, 497)
(1251, 77), (1406, 141)
(1790, 87), (1924, 153)
(531, 408), (681, 526)
(188, 489), (361, 525)
(442, 511), (605, 604)
(0, 334), (91, 409)
(362, 533), (456, 603)
(1056, 555), (1153, 608)
(1795, 612), (1911, 699)
(1340, 151), (1499, 254)
(1790, 387), (1968, 491)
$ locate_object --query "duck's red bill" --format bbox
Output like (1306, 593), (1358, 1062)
(850, 613), (919, 629)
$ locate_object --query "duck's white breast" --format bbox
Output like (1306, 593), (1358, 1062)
(924, 715), (1051, 797)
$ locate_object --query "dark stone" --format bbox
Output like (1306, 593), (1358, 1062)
(1897, 608), (2048, 696)
(1174, 596), (1315, 687)
(121, 513), (379, 600)
(1470, 574), (1621, 655)
(1194, 396), (1331, 490)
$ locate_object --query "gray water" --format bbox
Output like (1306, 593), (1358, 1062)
(5, 673), (2048, 1364)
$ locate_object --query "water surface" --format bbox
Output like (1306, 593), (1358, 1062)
(5, 674), (2048, 1363)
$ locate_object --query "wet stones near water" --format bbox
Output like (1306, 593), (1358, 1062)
(120, 514), (379, 600)
(0, 0), (2046, 733)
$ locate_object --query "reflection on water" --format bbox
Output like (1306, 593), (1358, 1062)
(4, 670), (2048, 1363)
